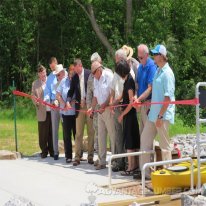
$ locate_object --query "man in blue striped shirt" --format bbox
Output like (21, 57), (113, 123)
(44, 57), (60, 160)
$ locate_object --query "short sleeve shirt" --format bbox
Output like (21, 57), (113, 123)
(148, 63), (175, 124)
(136, 57), (157, 99)
(94, 70), (113, 105)
(56, 77), (75, 116)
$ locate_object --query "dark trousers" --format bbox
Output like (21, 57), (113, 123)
(38, 111), (54, 156)
(62, 114), (76, 159)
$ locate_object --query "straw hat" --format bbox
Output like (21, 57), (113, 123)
(122, 45), (134, 60)
(91, 61), (102, 74)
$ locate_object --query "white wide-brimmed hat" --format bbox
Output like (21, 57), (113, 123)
(53, 64), (64, 75)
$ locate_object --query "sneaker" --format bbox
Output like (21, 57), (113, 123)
(94, 159), (99, 167)
(145, 175), (151, 180)
(50, 153), (54, 158)
(112, 165), (125, 172)
(54, 154), (59, 160)
(95, 164), (106, 170)
(133, 170), (141, 179)
(73, 160), (80, 166)
(41, 153), (47, 159)
(66, 158), (72, 163)
(88, 159), (94, 164)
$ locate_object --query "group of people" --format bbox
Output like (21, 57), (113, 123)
(31, 43), (175, 179)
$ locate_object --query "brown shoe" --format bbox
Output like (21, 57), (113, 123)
(94, 159), (99, 167)
(88, 159), (94, 164)
(95, 164), (106, 170)
(73, 160), (80, 166)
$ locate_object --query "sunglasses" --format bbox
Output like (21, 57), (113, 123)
(153, 53), (161, 56)
(138, 56), (144, 60)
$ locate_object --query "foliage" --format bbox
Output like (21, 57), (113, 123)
(0, 0), (205, 126)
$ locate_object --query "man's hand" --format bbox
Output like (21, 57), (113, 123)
(155, 119), (163, 128)
(99, 103), (106, 114)
(109, 103), (115, 115)
(35, 99), (39, 106)
(133, 97), (141, 111)
(53, 100), (59, 107)
(87, 107), (94, 118)
(118, 113), (124, 123)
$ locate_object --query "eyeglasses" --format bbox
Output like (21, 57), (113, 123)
(138, 56), (144, 60)
(57, 73), (61, 77)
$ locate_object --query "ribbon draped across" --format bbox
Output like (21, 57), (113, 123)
(13, 90), (199, 114)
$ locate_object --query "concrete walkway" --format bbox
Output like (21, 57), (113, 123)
(0, 154), (136, 206)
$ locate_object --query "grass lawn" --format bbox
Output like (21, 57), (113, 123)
(1, 116), (205, 155)
(0, 118), (64, 155)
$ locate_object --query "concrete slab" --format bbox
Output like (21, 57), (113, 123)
(0, 154), (136, 206)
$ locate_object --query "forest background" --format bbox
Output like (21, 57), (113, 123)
(0, 0), (206, 129)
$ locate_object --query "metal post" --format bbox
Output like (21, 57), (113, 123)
(195, 82), (206, 190)
(196, 83), (201, 190)
(13, 79), (18, 152)
(108, 150), (155, 187)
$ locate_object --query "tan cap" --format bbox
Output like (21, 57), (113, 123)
(91, 61), (102, 74)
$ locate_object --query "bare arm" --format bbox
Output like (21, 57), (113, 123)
(56, 92), (65, 106)
(137, 84), (152, 102)
(156, 96), (170, 127)
(118, 89), (134, 122)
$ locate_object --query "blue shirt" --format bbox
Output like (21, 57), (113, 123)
(44, 72), (57, 102)
(56, 77), (75, 116)
(136, 57), (157, 99)
(148, 63), (175, 124)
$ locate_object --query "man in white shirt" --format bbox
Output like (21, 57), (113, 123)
(88, 61), (115, 170)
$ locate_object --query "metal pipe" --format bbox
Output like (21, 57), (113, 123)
(141, 157), (193, 195)
(108, 150), (155, 188)
(13, 79), (18, 152)
(195, 82), (206, 189)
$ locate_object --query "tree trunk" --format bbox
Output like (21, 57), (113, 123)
(36, 24), (39, 65)
(126, 0), (133, 41)
(73, 0), (114, 56)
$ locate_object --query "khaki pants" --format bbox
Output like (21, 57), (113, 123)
(139, 103), (150, 135)
(140, 120), (172, 176)
(113, 108), (124, 167)
(98, 108), (116, 165)
(93, 105), (99, 152)
(74, 105), (94, 161)
(51, 109), (60, 155)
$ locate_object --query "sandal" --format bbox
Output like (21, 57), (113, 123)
(120, 170), (134, 176)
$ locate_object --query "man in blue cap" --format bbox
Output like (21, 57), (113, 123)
(140, 44), (175, 179)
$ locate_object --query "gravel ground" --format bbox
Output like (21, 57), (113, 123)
(170, 133), (206, 158)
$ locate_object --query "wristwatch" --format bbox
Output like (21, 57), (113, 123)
(157, 114), (163, 119)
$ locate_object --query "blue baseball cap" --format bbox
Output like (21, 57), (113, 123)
(151, 44), (167, 56)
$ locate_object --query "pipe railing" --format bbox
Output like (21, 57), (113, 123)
(141, 157), (194, 195)
(108, 150), (156, 188)
(196, 82), (206, 189)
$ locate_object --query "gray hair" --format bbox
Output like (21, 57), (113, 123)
(115, 49), (127, 61)
(90, 52), (102, 63)
(137, 44), (149, 54)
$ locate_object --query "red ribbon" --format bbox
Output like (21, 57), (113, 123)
(13, 90), (199, 114)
